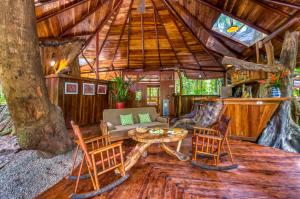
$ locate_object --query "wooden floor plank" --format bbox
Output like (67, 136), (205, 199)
(36, 136), (300, 199)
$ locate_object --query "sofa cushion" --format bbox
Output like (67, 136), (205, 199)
(139, 113), (152, 123)
(109, 122), (168, 134)
(103, 107), (159, 126)
(120, 114), (134, 125)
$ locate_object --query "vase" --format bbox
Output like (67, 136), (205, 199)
(116, 102), (125, 109)
(270, 87), (281, 98)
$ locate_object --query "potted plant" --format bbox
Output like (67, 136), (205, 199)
(110, 74), (138, 109)
(269, 69), (289, 98)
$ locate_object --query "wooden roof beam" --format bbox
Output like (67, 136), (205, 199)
(252, 0), (290, 17)
(127, 13), (131, 69)
(77, 0), (123, 57)
(36, 0), (90, 23)
(141, 13), (145, 69)
(196, 0), (270, 35)
(93, 4), (121, 65)
(111, 0), (134, 70)
(261, 0), (300, 10)
(80, 67), (225, 74)
(171, 14), (203, 71)
(60, 0), (110, 37)
(261, 12), (300, 44)
(153, 7), (162, 69)
(164, 0), (231, 70)
(151, 0), (183, 69)
(165, 0), (237, 59)
(244, 12), (300, 58)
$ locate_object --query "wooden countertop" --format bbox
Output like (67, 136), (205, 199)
(193, 97), (289, 102)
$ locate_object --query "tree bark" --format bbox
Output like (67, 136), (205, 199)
(0, 0), (73, 154)
(222, 56), (284, 72)
(258, 31), (300, 153)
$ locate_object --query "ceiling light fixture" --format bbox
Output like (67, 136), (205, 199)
(50, 60), (56, 67)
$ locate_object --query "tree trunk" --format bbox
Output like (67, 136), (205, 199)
(39, 40), (84, 76)
(222, 56), (284, 72)
(258, 31), (300, 152)
(0, 0), (73, 154)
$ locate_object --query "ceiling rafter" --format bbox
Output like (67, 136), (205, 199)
(165, 0), (237, 59)
(36, 0), (90, 23)
(81, 52), (96, 74)
(92, 5), (120, 65)
(141, 12), (145, 69)
(244, 11), (300, 59)
(164, 0), (227, 70)
(111, 0), (134, 70)
(77, 0), (123, 60)
(261, 0), (300, 10)
(151, 0), (183, 69)
(171, 14), (203, 70)
(81, 66), (225, 74)
(60, 0), (110, 37)
(152, 6), (162, 70)
(252, 0), (290, 17)
(127, 13), (132, 69)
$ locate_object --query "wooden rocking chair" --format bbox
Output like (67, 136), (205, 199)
(70, 121), (129, 199)
(191, 115), (238, 171)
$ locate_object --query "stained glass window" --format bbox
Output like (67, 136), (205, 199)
(212, 14), (267, 47)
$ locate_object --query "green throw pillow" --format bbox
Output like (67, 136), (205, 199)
(120, 114), (134, 126)
(139, 113), (152, 123)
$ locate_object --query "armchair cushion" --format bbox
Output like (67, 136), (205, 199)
(156, 116), (168, 123)
(107, 122), (116, 131)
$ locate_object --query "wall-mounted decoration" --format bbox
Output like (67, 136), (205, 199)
(64, 82), (78, 94)
(83, 83), (95, 95)
(135, 90), (142, 101)
(97, 84), (107, 94)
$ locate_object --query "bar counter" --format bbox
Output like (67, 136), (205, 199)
(195, 97), (289, 141)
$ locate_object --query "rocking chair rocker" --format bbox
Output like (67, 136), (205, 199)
(69, 121), (129, 199)
(191, 115), (238, 171)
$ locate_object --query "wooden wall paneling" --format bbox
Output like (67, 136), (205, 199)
(45, 75), (108, 128)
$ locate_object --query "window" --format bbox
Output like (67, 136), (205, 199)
(212, 14), (267, 47)
(175, 75), (223, 96)
(147, 86), (160, 105)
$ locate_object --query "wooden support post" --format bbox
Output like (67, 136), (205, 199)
(177, 69), (183, 116)
(264, 41), (275, 65)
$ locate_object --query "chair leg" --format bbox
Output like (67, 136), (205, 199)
(176, 140), (182, 152)
(69, 145), (79, 177)
(225, 137), (234, 163)
(193, 137), (199, 161)
(216, 142), (221, 166)
(74, 158), (84, 194)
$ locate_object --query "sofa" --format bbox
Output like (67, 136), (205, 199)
(103, 107), (169, 141)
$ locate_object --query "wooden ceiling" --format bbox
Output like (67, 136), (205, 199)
(35, 0), (300, 79)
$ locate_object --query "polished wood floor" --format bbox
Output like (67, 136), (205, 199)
(37, 135), (300, 199)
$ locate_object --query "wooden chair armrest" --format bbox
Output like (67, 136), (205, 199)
(193, 126), (218, 132)
(84, 135), (111, 144)
(89, 141), (123, 155)
(193, 134), (223, 141)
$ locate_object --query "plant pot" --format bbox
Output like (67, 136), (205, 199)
(116, 102), (125, 109)
(270, 87), (281, 98)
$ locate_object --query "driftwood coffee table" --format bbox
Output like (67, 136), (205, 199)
(119, 128), (190, 172)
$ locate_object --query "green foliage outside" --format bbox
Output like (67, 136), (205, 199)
(175, 75), (223, 95)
